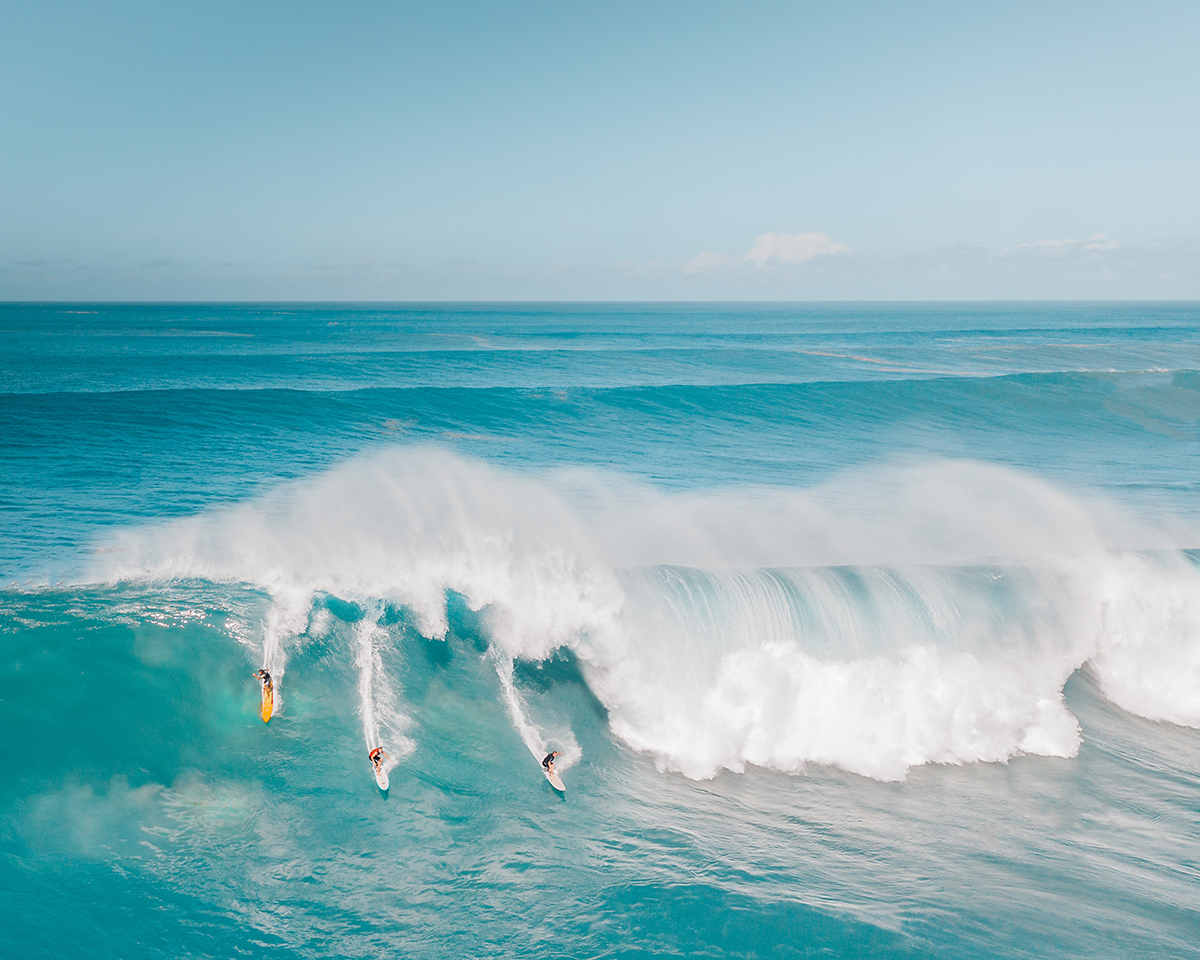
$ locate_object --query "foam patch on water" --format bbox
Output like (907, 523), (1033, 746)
(24, 774), (265, 860)
(85, 447), (1200, 780)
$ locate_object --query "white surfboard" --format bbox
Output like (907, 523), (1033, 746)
(544, 769), (565, 792)
(374, 765), (390, 791)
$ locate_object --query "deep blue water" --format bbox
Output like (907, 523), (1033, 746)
(2, 302), (1199, 958)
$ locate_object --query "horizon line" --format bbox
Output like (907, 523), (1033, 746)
(4, 298), (1200, 307)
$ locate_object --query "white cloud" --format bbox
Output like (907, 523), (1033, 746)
(672, 231), (853, 276)
(1007, 233), (1121, 255)
(623, 258), (674, 278)
(1032, 238), (1077, 250)
(742, 231), (852, 265)
(682, 250), (732, 274)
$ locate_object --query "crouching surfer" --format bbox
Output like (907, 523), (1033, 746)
(369, 747), (391, 791)
(253, 668), (273, 723)
(541, 751), (565, 792)
(369, 747), (389, 773)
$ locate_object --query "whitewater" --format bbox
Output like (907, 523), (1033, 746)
(2, 302), (1199, 958)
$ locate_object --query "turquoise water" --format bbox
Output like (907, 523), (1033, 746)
(2, 302), (1199, 958)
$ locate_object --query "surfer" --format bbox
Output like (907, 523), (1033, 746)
(369, 747), (389, 774)
(541, 751), (560, 774)
(253, 668), (275, 723)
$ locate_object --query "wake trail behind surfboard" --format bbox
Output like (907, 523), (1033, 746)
(493, 653), (580, 784)
(256, 598), (304, 718)
(354, 604), (411, 783)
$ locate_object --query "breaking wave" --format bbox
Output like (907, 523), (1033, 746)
(86, 447), (1200, 781)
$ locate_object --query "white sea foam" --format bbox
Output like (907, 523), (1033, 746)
(87, 447), (1200, 780)
(1090, 552), (1200, 728)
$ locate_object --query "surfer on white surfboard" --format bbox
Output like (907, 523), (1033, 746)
(369, 747), (390, 790)
(541, 750), (565, 791)
(369, 747), (389, 773)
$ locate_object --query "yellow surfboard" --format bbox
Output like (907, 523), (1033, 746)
(260, 684), (274, 723)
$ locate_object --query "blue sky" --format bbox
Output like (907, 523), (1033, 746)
(2, 0), (1198, 299)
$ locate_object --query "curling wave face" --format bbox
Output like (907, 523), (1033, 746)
(87, 447), (1200, 782)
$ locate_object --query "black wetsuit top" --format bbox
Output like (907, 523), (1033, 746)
(542, 752), (557, 770)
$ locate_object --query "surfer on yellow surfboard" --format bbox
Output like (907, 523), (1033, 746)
(253, 668), (273, 723)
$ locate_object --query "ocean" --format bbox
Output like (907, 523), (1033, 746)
(1, 301), (1198, 958)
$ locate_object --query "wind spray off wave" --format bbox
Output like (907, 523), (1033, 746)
(88, 447), (1200, 781)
